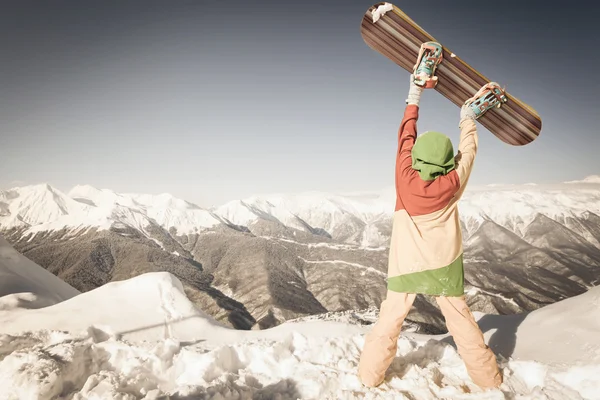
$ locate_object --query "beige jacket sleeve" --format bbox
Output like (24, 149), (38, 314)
(454, 118), (478, 195)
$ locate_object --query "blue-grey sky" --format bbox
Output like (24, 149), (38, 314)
(1, 0), (598, 207)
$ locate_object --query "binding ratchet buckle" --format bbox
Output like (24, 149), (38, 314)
(412, 41), (444, 89)
(464, 82), (508, 119)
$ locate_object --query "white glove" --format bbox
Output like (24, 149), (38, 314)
(460, 103), (476, 121)
(406, 74), (424, 105)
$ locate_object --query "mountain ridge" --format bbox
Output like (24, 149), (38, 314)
(2, 178), (600, 248)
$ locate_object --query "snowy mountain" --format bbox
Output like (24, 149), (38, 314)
(2, 181), (600, 248)
(1, 179), (599, 333)
(214, 190), (394, 246)
(0, 184), (84, 230)
(0, 184), (224, 240)
(0, 241), (597, 399)
(69, 185), (224, 235)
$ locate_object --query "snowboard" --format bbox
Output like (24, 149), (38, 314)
(360, 2), (542, 146)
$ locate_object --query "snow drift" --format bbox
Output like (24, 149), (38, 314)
(0, 276), (597, 399)
(0, 268), (362, 347)
(476, 286), (600, 365)
(0, 235), (79, 310)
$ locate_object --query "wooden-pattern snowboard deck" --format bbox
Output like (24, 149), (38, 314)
(360, 2), (541, 146)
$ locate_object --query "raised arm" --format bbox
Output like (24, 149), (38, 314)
(454, 104), (479, 190)
(395, 104), (419, 187)
(395, 75), (423, 192)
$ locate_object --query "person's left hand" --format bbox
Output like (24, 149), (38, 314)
(406, 74), (424, 105)
(460, 102), (476, 121)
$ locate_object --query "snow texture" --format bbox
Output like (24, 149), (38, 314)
(0, 238), (598, 399)
(372, 3), (393, 23)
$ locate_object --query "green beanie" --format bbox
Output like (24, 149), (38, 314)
(411, 131), (456, 181)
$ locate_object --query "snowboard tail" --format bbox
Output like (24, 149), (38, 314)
(360, 2), (541, 146)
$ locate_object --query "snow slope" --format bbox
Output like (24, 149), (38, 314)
(0, 271), (364, 347)
(0, 246), (598, 399)
(479, 285), (600, 365)
(0, 236), (79, 310)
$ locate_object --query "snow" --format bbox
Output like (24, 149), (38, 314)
(3, 180), (600, 248)
(457, 183), (600, 240)
(68, 185), (138, 209)
(127, 192), (222, 234)
(465, 286), (520, 308)
(504, 285), (600, 364)
(0, 271), (229, 344)
(0, 281), (598, 399)
(0, 236), (599, 399)
(360, 221), (389, 248)
(372, 3), (393, 23)
(0, 184), (221, 242)
(274, 237), (386, 252)
(215, 198), (308, 232)
(0, 236), (79, 310)
(214, 190), (392, 244)
(214, 182), (600, 247)
(69, 185), (222, 235)
(299, 257), (386, 277)
(565, 175), (600, 184)
(0, 184), (84, 230)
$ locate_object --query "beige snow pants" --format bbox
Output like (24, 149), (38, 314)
(358, 290), (502, 389)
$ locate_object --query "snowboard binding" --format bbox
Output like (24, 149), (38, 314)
(412, 41), (443, 88)
(463, 82), (508, 119)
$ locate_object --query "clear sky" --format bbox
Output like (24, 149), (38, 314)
(1, 0), (598, 207)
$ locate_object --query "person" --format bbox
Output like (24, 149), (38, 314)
(357, 74), (503, 390)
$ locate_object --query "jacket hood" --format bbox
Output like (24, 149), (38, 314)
(411, 131), (455, 181)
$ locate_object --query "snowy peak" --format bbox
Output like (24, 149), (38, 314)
(214, 191), (392, 241)
(214, 198), (308, 232)
(124, 192), (221, 234)
(69, 185), (140, 209)
(129, 192), (202, 211)
(0, 184), (87, 229)
(1, 184), (222, 238)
